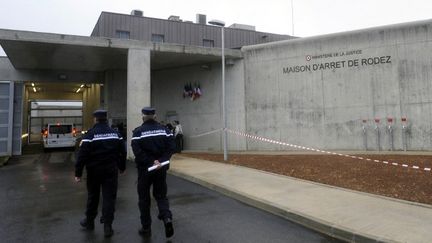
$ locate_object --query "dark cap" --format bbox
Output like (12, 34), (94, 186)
(93, 109), (107, 119)
(141, 107), (156, 115)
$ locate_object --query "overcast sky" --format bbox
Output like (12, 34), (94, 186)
(0, 0), (431, 54)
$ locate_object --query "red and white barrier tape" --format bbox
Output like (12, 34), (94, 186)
(226, 129), (431, 173)
(188, 128), (223, 138)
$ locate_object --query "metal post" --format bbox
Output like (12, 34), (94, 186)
(387, 118), (394, 151)
(376, 128), (380, 151)
(388, 125), (394, 151)
(401, 117), (408, 152)
(221, 26), (228, 161)
(374, 119), (380, 151)
(362, 120), (368, 150)
(208, 19), (228, 161)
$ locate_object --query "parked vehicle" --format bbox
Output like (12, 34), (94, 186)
(42, 123), (77, 150)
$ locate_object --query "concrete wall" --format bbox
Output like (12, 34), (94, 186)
(0, 57), (103, 82)
(126, 49), (151, 158)
(82, 84), (101, 130)
(104, 70), (127, 120)
(242, 20), (432, 151)
(225, 59), (247, 150)
(103, 59), (247, 152)
(152, 60), (246, 151)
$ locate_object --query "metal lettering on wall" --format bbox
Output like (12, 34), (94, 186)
(282, 49), (392, 74)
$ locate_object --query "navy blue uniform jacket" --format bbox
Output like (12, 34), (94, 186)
(131, 119), (176, 170)
(75, 123), (127, 177)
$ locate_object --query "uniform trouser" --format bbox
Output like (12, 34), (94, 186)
(86, 168), (118, 224)
(137, 168), (172, 228)
(175, 134), (183, 152)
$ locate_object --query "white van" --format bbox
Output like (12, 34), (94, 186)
(42, 123), (77, 150)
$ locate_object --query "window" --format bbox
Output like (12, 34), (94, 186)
(203, 39), (214, 47)
(151, 34), (165, 43)
(116, 30), (130, 39)
(49, 125), (72, 134)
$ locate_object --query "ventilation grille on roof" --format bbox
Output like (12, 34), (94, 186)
(229, 23), (256, 31)
(196, 14), (206, 24)
(131, 10), (143, 17)
(168, 15), (181, 21)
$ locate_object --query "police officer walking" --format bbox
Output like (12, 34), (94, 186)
(75, 109), (126, 238)
(131, 107), (175, 238)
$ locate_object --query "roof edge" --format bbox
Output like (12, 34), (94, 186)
(242, 18), (432, 51)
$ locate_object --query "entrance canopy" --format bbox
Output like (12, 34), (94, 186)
(0, 28), (243, 72)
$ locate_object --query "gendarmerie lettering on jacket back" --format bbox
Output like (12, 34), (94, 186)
(132, 106), (175, 238)
(75, 109), (127, 237)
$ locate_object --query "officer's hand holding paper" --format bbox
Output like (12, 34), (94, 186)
(148, 160), (170, 172)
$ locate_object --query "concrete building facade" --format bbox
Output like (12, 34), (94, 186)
(1, 12), (432, 156)
(242, 20), (432, 151)
(91, 12), (292, 49)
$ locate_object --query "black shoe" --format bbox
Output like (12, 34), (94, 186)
(80, 218), (95, 230)
(104, 224), (114, 238)
(163, 218), (174, 238)
(138, 226), (151, 237)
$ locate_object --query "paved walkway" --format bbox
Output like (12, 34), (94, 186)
(170, 155), (432, 243)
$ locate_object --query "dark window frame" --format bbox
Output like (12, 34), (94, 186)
(203, 39), (215, 47)
(115, 30), (130, 39)
(151, 34), (165, 43)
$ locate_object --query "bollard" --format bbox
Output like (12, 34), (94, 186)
(374, 118), (380, 151)
(362, 119), (368, 150)
(401, 117), (408, 151)
(387, 117), (394, 151)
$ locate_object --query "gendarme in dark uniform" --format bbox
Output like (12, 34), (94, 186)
(131, 107), (175, 238)
(75, 109), (126, 238)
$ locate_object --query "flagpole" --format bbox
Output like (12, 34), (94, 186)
(209, 19), (228, 161)
(222, 25), (228, 161)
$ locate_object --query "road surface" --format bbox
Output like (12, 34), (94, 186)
(0, 149), (342, 242)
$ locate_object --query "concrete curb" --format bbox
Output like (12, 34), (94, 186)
(169, 168), (396, 243)
(175, 154), (432, 210)
(181, 150), (432, 156)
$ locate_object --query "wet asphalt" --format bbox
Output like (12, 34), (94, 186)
(0, 148), (342, 243)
